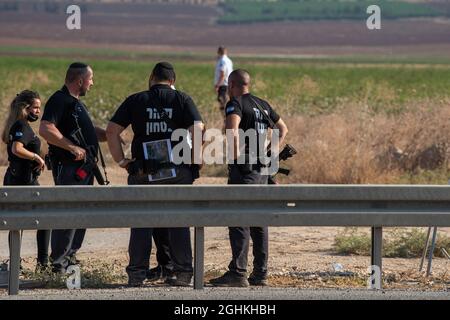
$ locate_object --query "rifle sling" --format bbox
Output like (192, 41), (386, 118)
(71, 102), (110, 185)
(249, 96), (278, 130)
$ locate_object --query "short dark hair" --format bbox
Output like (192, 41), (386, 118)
(229, 69), (251, 87)
(218, 46), (226, 55)
(151, 62), (176, 82)
(65, 62), (90, 83)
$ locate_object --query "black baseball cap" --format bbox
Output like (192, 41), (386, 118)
(151, 62), (176, 82)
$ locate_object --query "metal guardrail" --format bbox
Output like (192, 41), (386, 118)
(1, 185), (450, 295)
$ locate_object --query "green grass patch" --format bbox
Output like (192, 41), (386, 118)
(334, 227), (450, 258)
(1, 55), (450, 125)
(395, 168), (450, 185)
(4, 45), (450, 65)
(219, 0), (447, 24)
(0, 45), (212, 61)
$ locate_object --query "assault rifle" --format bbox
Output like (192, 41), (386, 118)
(71, 128), (109, 185)
(268, 144), (297, 185)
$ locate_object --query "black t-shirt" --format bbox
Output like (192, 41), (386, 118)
(7, 119), (41, 164)
(110, 84), (202, 160)
(225, 93), (280, 156)
(41, 85), (98, 162)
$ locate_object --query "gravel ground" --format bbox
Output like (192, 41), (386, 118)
(1, 287), (449, 300)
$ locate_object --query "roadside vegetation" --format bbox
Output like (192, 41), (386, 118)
(15, 253), (450, 290)
(0, 52), (448, 184)
(334, 227), (450, 258)
(20, 258), (127, 289)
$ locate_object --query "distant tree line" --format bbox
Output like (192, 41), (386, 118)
(0, 1), (18, 12)
(0, 0), (219, 13)
(0, 1), (88, 14)
(218, 0), (448, 24)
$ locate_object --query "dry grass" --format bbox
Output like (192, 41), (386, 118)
(16, 256), (450, 290)
(280, 100), (450, 184)
(1, 54), (450, 185)
(19, 257), (128, 289)
(0, 97), (448, 184)
(334, 227), (450, 258)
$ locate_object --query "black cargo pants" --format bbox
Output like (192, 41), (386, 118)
(126, 165), (194, 282)
(50, 161), (93, 271)
(227, 164), (269, 278)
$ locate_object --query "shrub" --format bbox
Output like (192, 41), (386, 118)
(334, 227), (450, 258)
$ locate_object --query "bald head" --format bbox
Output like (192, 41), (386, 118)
(228, 69), (251, 88)
(227, 69), (251, 98)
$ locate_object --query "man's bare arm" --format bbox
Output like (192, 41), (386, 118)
(225, 114), (241, 161)
(95, 126), (107, 142)
(215, 70), (226, 91)
(275, 118), (288, 146)
(106, 121), (132, 169)
(188, 121), (205, 169)
(39, 120), (86, 161)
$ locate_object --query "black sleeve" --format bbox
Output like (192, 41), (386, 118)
(41, 94), (67, 126)
(182, 95), (203, 127)
(110, 96), (133, 128)
(10, 121), (32, 145)
(225, 99), (242, 118)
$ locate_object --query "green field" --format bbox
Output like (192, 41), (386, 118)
(0, 52), (449, 184)
(219, 0), (447, 24)
(1, 54), (450, 123)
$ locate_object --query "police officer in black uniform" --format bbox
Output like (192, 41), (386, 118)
(210, 69), (288, 287)
(39, 62), (107, 273)
(106, 62), (204, 287)
(2, 90), (49, 270)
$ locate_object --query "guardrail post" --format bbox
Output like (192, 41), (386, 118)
(194, 227), (204, 290)
(370, 227), (383, 290)
(426, 226), (438, 277)
(8, 230), (21, 295)
(419, 227), (432, 272)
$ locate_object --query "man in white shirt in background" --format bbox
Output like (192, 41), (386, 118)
(214, 46), (233, 116)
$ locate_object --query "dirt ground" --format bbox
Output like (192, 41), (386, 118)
(1, 2), (450, 57)
(0, 166), (449, 291)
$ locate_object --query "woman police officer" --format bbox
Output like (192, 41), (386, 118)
(1, 90), (50, 270)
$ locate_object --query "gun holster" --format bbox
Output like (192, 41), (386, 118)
(44, 154), (52, 171)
